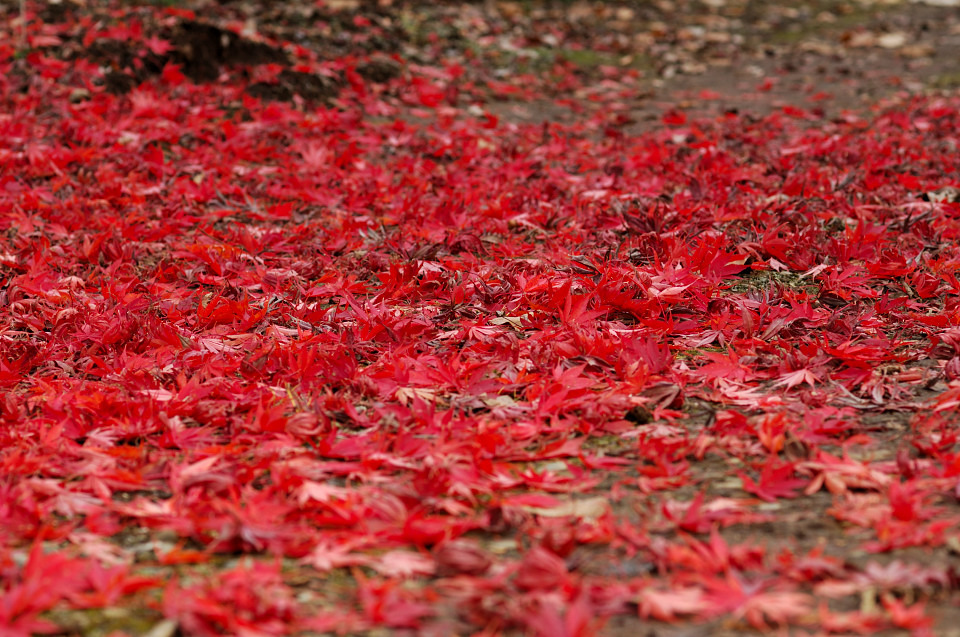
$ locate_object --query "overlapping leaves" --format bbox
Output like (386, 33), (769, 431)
(0, 2), (959, 634)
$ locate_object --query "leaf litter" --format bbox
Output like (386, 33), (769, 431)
(1, 0), (960, 635)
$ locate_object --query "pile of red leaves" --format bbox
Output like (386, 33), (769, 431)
(1, 2), (959, 635)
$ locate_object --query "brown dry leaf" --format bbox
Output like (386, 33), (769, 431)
(845, 31), (878, 48)
(783, 431), (812, 462)
(946, 535), (960, 555)
(496, 1), (524, 21)
(899, 43), (934, 58)
(395, 386), (439, 405)
(520, 496), (609, 520)
(483, 394), (518, 409)
(144, 620), (179, 637)
(921, 186), (960, 202)
(324, 0), (361, 10)
(490, 314), (529, 329)
(876, 32), (908, 49)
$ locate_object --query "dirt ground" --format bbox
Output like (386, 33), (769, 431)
(34, 0), (960, 123)
(479, 0), (960, 125)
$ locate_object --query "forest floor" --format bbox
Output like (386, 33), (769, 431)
(2, 0), (960, 635)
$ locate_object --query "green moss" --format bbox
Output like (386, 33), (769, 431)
(674, 345), (724, 361)
(559, 48), (613, 68)
(763, 2), (878, 45)
(541, 47), (652, 71)
(44, 607), (165, 637)
(728, 268), (816, 294)
(929, 72), (960, 90)
(582, 433), (634, 455)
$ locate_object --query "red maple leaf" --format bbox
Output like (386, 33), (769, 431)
(739, 461), (807, 502)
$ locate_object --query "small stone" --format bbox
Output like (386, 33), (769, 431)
(69, 88), (91, 103)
